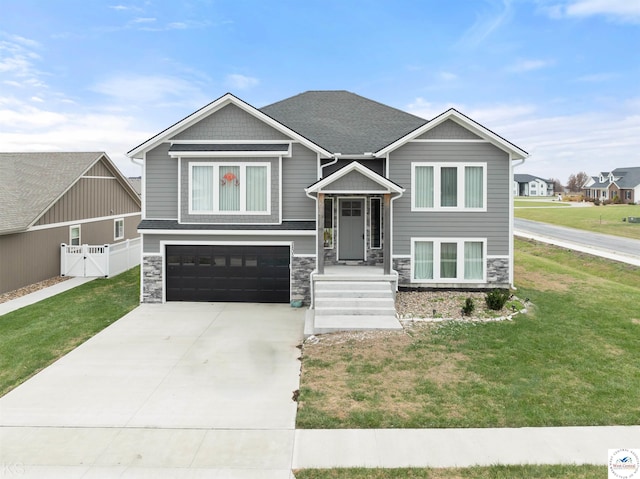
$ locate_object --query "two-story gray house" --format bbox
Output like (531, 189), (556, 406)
(127, 91), (527, 332)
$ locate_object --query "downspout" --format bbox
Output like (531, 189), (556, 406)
(510, 157), (526, 290)
(320, 154), (340, 177)
(389, 190), (404, 292)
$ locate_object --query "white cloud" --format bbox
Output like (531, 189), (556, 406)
(457, 0), (514, 48)
(132, 17), (156, 24)
(439, 71), (458, 81)
(225, 74), (259, 90)
(507, 59), (552, 73)
(549, 0), (640, 23)
(406, 98), (640, 183)
(91, 74), (206, 107)
(0, 99), (148, 176)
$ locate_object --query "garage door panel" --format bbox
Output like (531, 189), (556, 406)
(166, 245), (290, 303)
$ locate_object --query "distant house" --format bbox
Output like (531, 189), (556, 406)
(0, 152), (142, 295)
(583, 167), (640, 204)
(513, 174), (554, 197)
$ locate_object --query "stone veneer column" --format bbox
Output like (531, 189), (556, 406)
(141, 256), (163, 303)
(291, 256), (316, 305)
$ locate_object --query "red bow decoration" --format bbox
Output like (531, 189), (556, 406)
(221, 171), (239, 186)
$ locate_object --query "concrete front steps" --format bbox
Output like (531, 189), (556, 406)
(304, 279), (402, 336)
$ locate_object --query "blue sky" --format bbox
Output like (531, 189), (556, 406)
(1, 0), (638, 183)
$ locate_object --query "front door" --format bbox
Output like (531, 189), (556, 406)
(339, 198), (365, 260)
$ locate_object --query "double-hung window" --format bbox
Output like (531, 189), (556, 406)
(190, 162), (271, 214)
(412, 238), (486, 282)
(114, 218), (124, 240)
(412, 162), (486, 211)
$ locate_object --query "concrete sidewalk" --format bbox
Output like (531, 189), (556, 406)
(293, 426), (639, 468)
(0, 277), (95, 316)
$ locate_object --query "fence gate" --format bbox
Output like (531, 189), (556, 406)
(60, 238), (141, 278)
(60, 244), (108, 278)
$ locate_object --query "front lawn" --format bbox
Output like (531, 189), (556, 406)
(294, 465), (603, 479)
(515, 203), (640, 239)
(296, 240), (640, 428)
(0, 267), (140, 396)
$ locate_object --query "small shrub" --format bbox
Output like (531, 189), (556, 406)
(485, 289), (510, 311)
(593, 198), (601, 206)
(462, 297), (475, 316)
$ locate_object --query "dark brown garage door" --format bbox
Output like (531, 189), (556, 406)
(166, 245), (290, 303)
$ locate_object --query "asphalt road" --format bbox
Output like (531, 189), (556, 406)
(514, 218), (640, 266)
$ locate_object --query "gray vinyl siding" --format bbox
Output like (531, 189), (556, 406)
(145, 144), (179, 219)
(416, 119), (483, 140)
(389, 142), (510, 256)
(180, 157), (280, 224)
(282, 143), (317, 220)
(327, 170), (388, 191)
(142, 233), (315, 255)
(0, 215), (140, 295)
(171, 104), (290, 141)
(35, 175), (140, 226)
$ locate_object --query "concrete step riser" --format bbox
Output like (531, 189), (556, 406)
(314, 308), (396, 316)
(314, 282), (392, 291)
(315, 299), (394, 308)
(315, 291), (393, 299)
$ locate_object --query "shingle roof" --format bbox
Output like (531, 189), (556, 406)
(260, 91), (428, 155)
(0, 152), (105, 234)
(612, 167), (640, 188)
(514, 174), (547, 183)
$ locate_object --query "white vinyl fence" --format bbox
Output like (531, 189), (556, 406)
(60, 238), (141, 278)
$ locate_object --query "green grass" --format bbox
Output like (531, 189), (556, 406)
(515, 203), (640, 240)
(0, 267), (140, 396)
(294, 465), (604, 479)
(513, 199), (571, 208)
(296, 240), (640, 428)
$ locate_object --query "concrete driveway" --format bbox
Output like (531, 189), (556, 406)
(0, 302), (305, 478)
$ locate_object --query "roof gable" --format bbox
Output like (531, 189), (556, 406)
(376, 108), (528, 159)
(128, 93), (332, 159)
(611, 167), (640, 188)
(171, 103), (290, 142)
(0, 152), (139, 234)
(261, 90), (428, 155)
(306, 161), (404, 194)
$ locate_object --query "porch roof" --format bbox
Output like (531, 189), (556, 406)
(305, 161), (404, 195)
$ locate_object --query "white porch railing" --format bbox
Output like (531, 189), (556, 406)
(60, 238), (141, 278)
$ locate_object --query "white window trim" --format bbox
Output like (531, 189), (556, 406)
(411, 162), (487, 212)
(70, 224), (81, 246)
(114, 218), (125, 240)
(188, 162), (271, 215)
(410, 237), (487, 283)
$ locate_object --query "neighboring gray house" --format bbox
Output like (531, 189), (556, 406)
(583, 167), (640, 204)
(513, 174), (553, 197)
(0, 152), (141, 295)
(127, 91), (528, 332)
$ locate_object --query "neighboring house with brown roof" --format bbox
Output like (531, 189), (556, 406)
(0, 152), (142, 295)
(583, 167), (640, 204)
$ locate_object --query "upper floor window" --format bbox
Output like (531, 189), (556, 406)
(190, 162), (270, 215)
(412, 162), (486, 211)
